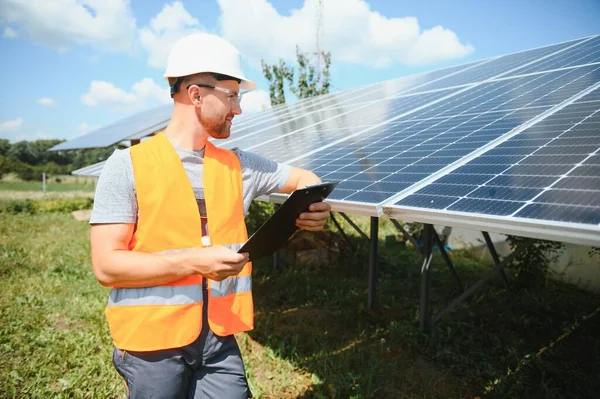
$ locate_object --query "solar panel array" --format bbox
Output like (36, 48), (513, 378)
(65, 34), (600, 244)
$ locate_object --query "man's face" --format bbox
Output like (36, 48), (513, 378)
(197, 79), (242, 139)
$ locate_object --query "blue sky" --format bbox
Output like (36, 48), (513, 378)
(0, 0), (598, 143)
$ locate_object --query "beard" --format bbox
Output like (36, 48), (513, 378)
(200, 117), (230, 139)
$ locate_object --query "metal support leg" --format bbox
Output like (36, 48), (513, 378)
(419, 224), (434, 331)
(432, 228), (464, 293)
(430, 239), (532, 327)
(390, 219), (422, 252)
(329, 212), (356, 252)
(339, 212), (369, 241)
(482, 232), (509, 288)
(368, 217), (379, 310)
(272, 204), (281, 271)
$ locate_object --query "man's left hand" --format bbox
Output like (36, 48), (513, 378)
(296, 201), (331, 231)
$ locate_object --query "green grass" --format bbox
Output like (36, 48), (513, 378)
(1, 212), (599, 398)
(0, 178), (95, 193)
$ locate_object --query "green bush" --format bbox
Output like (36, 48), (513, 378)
(506, 235), (564, 287)
(2, 199), (36, 214)
(245, 200), (276, 234)
(0, 197), (93, 215)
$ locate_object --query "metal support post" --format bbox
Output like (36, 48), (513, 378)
(419, 224), (434, 331)
(339, 212), (369, 241)
(329, 212), (356, 251)
(389, 219), (421, 252)
(368, 217), (379, 309)
(430, 239), (532, 327)
(272, 204), (281, 271)
(482, 232), (509, 287)
(432, 228), (464, 293)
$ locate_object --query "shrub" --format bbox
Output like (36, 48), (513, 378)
(505, 235), (564, 287)
(0, 197), (93, 215)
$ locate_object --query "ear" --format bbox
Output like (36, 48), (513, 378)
(187, 85), (203, 106)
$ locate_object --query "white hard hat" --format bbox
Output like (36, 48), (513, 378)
(164, 33), (256, 93)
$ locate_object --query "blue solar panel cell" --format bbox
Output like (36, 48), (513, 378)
(50, 104), (173, 150)
(487, 175), (557, 188)
(514, 154), (587, 165)
(468, 186), (543, 201)
(417, 183), (476, 197)
(549, 176), (600, 191)
(504, 164), (573, 176)
(408, 65), (600, 120)
(569, 166), (600, 177)
(392, 194), (458, 209)
(452, 164), (509, 175)
(515, 204), (600, 224)
(448, 198), (524, 215)
(509, 36), (600, 76)
(435, 173), (495, 185)
(578, 89), (600, 103)
(535, 189), (600, 207)
(534, 145), (593, 156)
(344, 190), (400, 203)
(404, 38), (585, 93)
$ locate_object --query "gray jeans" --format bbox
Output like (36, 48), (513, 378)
(112, 329), (252, 399)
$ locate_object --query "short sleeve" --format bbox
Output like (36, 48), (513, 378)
(233, 148), (291, 200)
(89, 149), (138, 224)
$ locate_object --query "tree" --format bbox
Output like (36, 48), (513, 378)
(0, 139), (10, 157)
(261, 46), (332, 106)
(289, 46), (331, 100)
(261, 59), (293, 106)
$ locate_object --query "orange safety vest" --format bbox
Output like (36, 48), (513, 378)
(104, 132), (253, 351)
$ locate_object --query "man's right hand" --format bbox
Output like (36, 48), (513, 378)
(184, 246), (249, 281)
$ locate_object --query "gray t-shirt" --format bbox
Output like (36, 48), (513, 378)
(90, 145), (291, 225)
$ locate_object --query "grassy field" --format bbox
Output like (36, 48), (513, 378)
(0, 174), (96, 193)
(1, 197), (599, 397)
(0, 175), (95, 206)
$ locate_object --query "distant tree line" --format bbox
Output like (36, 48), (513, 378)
(0, 139), (118, 181)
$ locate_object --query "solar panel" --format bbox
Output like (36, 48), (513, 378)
(401, 37), (588, 94)
(50, 104), (173, 151)
(72, 160), (106, 177)
(223, 87), (459, 154)
(505, 35), (600, 77)
(256, 65), (600, 215)
(386, 87), (600, 245)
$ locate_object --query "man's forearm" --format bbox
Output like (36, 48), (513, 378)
(93, 249), (195, 288)
(295, 170), (322, 189)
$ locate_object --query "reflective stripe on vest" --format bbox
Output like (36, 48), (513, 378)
(210, 243), (251, 297)
(211, 275), (252, 297)
(108, 285), (203, 307)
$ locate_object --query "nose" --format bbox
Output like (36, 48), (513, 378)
(232, 100), (242, 115)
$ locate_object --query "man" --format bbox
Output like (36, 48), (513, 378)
(90, 33), (330, 398)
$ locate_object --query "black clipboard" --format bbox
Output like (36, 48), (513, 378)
(239, 182), (338, 261)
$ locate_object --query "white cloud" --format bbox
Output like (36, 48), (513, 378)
(0, 0), (136, 52)
(218, 0), (474, 68)
(138, 1), (204, 69)
(3, 26), (18, 38)
(241, 90), (271, 114)
(13, 131), (51, 142)
(81, 78), (170, 109)
(0, 118), (23, 132)
(77, 123), (101, 133)
(36, 98), (56, 107)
